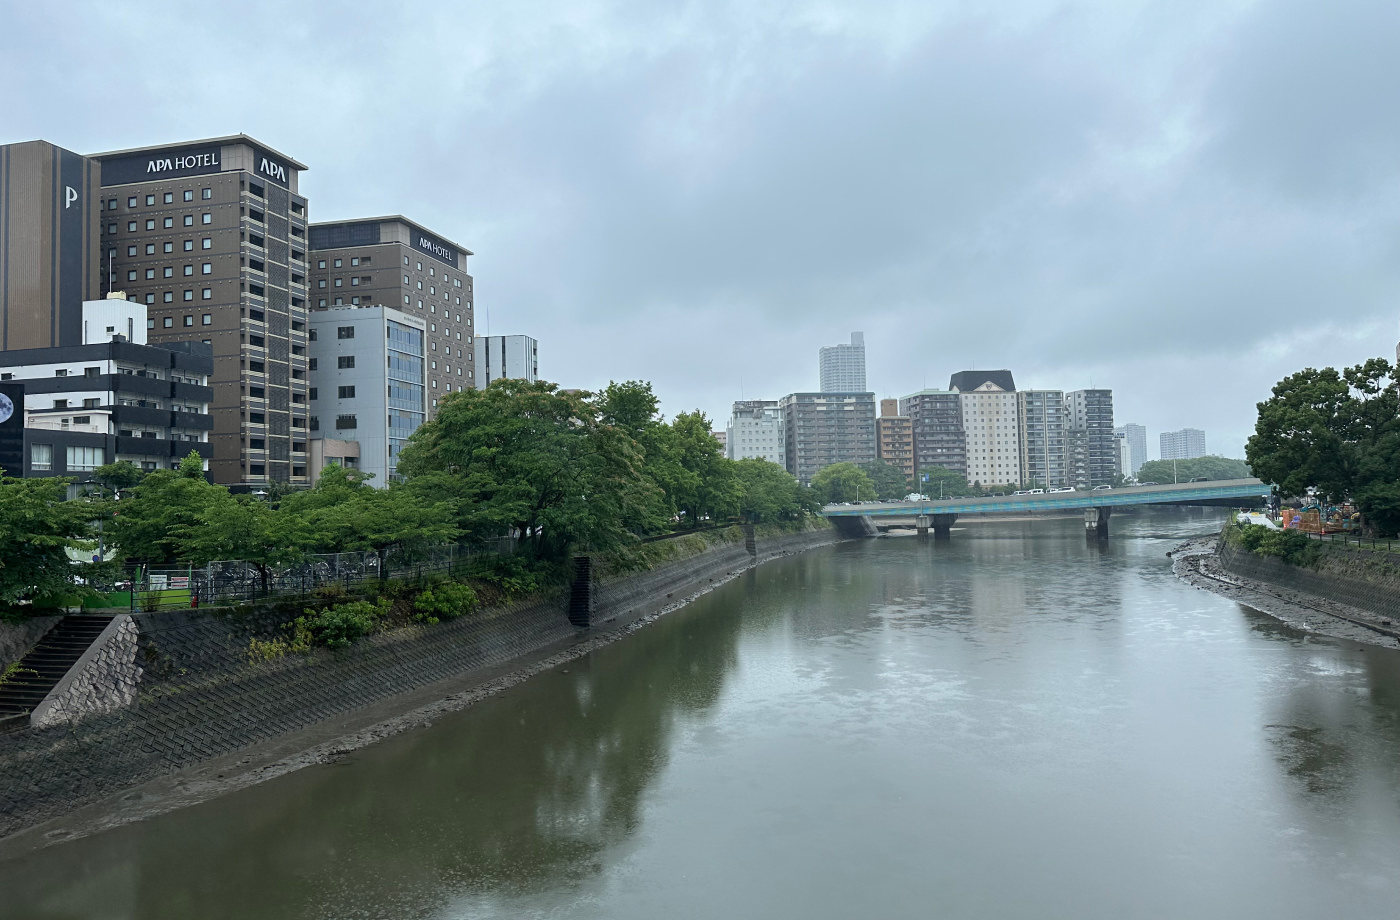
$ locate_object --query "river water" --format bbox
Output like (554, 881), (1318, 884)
(3, 510), (1400, 919)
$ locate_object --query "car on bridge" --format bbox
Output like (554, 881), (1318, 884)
(1092, 484), (1112, 491)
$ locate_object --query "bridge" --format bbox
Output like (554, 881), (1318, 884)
(821, 478), (1271, 539)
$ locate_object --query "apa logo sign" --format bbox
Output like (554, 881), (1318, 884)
(64, 186), (78, 209)
(259, 157), (286, 183)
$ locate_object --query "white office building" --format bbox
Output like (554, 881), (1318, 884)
(951, 372), (1021, 488)
(308, 305), (426, 486)
(473, 334), (538, 387)
(1115, 423), (1147, 475)
(819, 332), (866, 392)
(1160, 427), (1207, 460)
(726, 400), (785, 466)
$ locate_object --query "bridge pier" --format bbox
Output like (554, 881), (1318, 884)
(932, 513), (957, 540)
(916, 515), (929, 536)
(1084, 506), (1111, 540)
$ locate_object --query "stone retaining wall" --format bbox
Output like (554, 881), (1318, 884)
(30, 618), (142, 729)
(1218, 541), (1400, 621)
(0, 617), (61, 672)
(0, 523), (842, 840)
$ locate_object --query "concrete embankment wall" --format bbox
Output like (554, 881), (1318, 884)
(1218, 541), (1400, 621)
(0, 522), (842, 840)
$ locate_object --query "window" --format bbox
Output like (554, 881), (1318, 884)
(184, 190), (194, 202)
(249, 386), (265, 398)
(249, 334), (264, 347)
(164, 192), (173, 204)
(308, 358), (317, 370)
(317, 280), (326, 289)
(183, 215), (194, 227)
(66, 446), (104, 472)
(337, 326), (354, 339)
(337, 356), (355, 369)
(145, 294), (155, 305)
(127, 197), (137, 208)
(202, 289), (212, 301)
(163, 267), (173, 278)
(350, 277), (358, 286)
(202, 263), (212, 275)
(309, 388), (318, 400)
(72, 416), (91, 425)
(127, 270), (137, 281)
(127, 245), (137, 257)
(333, 258), (342, 268)
(336, 414), (357, 429)
(184, 240), (194, 251)
(249, 412), (265, 424)
(202, 188), (212, 200)
(163, 292), (174, 303)
(184, 265), (194, 276)
(202, 238), (212, 249)
(202, 213), (212, 224)
(317, 260), (326, 269)
(202, 313), (212, 324)
(127, 221), (138, 232)
(163, 217), (173, 229)
(145, 195), (155, 206)
(334, 278), (342, 287)
(163, 242), (173, 253)
(351, 257), (360, 266)
(107, 222), (117, 234)
(250, 438), (265, 450)
(250, 464), (265, 476)
(145, 219), (155, 230)
(338, 385), (356, 399)
(163, 317), (173, 327)
(249, 183), (264, 198)
(416, 261), (422, 270)
(183, 313), (193, 325)
(52, 398), (68, 409)
(54, 368), (68, 377)
(30, 444), (53, 471)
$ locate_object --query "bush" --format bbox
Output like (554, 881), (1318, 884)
(413, 581), (479, 624)
(469, 554), (550, 595)
(293, 598), (390, 649)
(1229, 522), (1318, 567)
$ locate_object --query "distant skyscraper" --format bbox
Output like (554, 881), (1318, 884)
(876, 398), (914, 484)
(1160, 428), (1206, 460)
(1115, 423), (1147, 475)
(473, 334), (537, 387)
(819, 332), (865, 392)
(1018, 389), (1067, 489)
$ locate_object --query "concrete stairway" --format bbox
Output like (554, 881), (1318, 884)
(0, 616), (115, 733)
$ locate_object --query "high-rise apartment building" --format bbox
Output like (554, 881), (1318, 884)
(0, 140), (103, 351)
(1115, 423), (1147, 474)
(780, 391), (876, 484)
(1065, 389), (1115, 487)
(1160, 427), (1206, 460)
(308, 217), (474, 414)
(88, 135), (312, 487)
(308, 305), (426, 486)
(952, 371), (1021, 488)
(819, 332), (866, 392)
(898, 389), (966, 478)
(876, 398), (914, 484)
(473, 334), (537, 386)
(726, 400), (785, 466)
(1018, 389), (1067, 489)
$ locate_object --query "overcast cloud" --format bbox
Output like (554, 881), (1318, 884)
(4, 0), (1398, 458)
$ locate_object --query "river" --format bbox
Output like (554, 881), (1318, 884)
(2, 509), (1399, 919)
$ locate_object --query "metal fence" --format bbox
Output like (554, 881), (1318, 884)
(1304, 530), (1400, 557)
(128, 538), (517, 613)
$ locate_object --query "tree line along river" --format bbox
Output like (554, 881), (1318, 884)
(1, 507), (1398, 919)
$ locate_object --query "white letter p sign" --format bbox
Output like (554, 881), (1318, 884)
(65, 186), (78, 208)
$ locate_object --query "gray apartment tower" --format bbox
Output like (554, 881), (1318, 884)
(0, 140), (103, 351)
(1018, 389), (1068, 489)
(1115, 423), (1147, 474)
(1160, 427), (1206, 460)
(819, 332), (866, 392)
(898, 389), (966, 478)
(780, 391), (876, 484)
(474, 334), (537, 386)
(1065, 389), (1116, 488)
(308, 217), (474, 415)
(87, 135), (312, 487)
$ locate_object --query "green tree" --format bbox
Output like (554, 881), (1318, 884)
(398, 379), (659, 557)
(859, 460), (910, 500)
(1135, 456), (1252, 485)
(915, 465), (978, 499)
(810, 463), (875, 504)
(108, 451), (226, 563)
(0, 474), (97, 607)
(173, 493), (309, 594)
(733, 458), (816, 522)
(670, 411), (742, 525)
(91, 460), (144, 496)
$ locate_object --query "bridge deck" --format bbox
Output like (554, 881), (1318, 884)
(822, 478), (1270, 517)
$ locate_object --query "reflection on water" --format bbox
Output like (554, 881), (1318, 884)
(3, 508), (1400, 920)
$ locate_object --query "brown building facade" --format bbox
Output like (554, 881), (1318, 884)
(0, 140), (102, 350)
(876, 398), (914, 484)
(308, 217), (474, 415)
(89, 136), (312, 486)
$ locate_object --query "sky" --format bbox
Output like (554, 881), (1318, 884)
(3, 0), (1398, 460)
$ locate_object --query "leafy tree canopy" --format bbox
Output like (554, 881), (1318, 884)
(0, 474), (98, 606)
(915, 465), (980, 498)
(108, 451), (225, 563)
(733, 458), (817, 522)
(1135, 456), (1252, 485)
(859, 460), (911, 500)
(810, 463), (875, 504)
